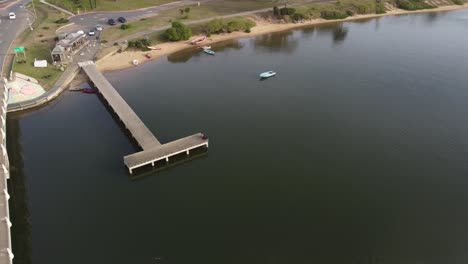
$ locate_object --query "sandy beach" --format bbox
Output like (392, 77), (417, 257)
(96, 3), (468, 72)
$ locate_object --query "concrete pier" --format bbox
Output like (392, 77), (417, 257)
(0, 81), (13, 264)
(78, 61), (208, 173)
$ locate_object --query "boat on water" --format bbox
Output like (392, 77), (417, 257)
(191, 36), (206, 45)
(145, 53), (152, 59)
(201, 45), (211, 50)
(203, 49), (215, 55)
(147, 46), (161, 50)
(259, 71), (276, 78)
(82, 88), (96, 94)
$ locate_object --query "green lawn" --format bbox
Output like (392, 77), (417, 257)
(47, 0), (178, 12)
(13, 0), (69, 89)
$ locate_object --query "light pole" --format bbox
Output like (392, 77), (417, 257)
(31, 0), (37, 18)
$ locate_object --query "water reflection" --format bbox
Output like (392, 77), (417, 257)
(333, 25), (349, 43)
(6, 116), (32, 264)
(167, 47), (202, 63)
(315, 22), (350, 44)
(424, 12), (443, 24)
(167, 39), (244, 63)
(253, 30), (299, 54)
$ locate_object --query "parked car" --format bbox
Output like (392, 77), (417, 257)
(95, 24), (103, 31)
(9, 12), (16, 20)
(117, 17), (127, 23)
(107, 19), (116, 25)
(88, 30), (95, 36)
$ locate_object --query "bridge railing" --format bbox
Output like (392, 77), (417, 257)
(0, 82), (13, 263)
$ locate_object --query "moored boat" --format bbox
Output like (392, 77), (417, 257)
(82, 88), (96, 94)
(147, 46), (161, 50)
(203, 49), (215, 55)
(201, 45), (211, 50)
(259, 71), (276, 78)
(191, 36), (206, 45)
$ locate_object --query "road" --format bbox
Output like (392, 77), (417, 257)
(0, 0), (33, 79)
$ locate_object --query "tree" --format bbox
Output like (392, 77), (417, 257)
(164, 21), (192, 41)
(185, 7), (191, 13)
(273, 6), (279, 16)
(179, 9), (184, 15)
(204, 19), (225, 34)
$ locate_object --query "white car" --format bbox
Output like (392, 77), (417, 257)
(9, 12), (16, 20)
(88, 30), (95, 36)
(95, 24), (103, 31)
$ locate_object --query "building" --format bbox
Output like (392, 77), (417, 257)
(51, 31), (87, 63)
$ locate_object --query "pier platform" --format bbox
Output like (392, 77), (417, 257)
(124, 133), (208, 174)
(79, 61), (160, 150)
(78, 61), (208, 173)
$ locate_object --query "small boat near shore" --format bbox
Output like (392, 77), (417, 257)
(203, 49), (215, 55)
(147, 46), (161, 50)
(82, 88), (96, 94)
(145, 53), (152, 59)
(259, 71), (277, 78)
(132, 59), (139, 65)
(191, 36), (206, 45)
(201, 45), (211, 50)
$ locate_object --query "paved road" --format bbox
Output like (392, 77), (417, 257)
(66, 0), (217, 34)
(0, 0), (33, 79)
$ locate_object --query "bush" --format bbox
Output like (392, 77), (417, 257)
(120, 24), (131, 30)
(205, 19), (225, 34)
(273, 6), (280, 16)
(452, 0), (465, 5)
(376, 2), (386, 13)
(42, 26), (50, 30)
(203, 18), (255, 35)
(346, 10), (354, 16)
(128, 38), (151, 50)
(395, 0), (434, 10)
(280, 7), (296, 16)
(355, 5), (368, 14)
(55, 17), (69, 24)
(245, 28), (251, 33)
(164, 21), (192, 41)
(292, 12), (306, 22)
(320, 11), (349, 20)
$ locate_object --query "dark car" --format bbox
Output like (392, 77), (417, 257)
(118, 17), (127, 23)
(108, 18), (116, 25)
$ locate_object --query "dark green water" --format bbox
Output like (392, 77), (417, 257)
(7, 10), (468, 264)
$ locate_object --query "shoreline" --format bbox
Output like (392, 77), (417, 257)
(96, 3), (468, 72)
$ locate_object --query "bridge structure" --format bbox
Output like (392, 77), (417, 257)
(78, 61), (208, 173)
(0, 80), (13, 264)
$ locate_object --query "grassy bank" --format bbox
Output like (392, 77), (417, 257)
(46, 0), (177, 12)
(101, 0), (288, 42)
(291, 0), (464, 20)
(13, 0), (69, 89)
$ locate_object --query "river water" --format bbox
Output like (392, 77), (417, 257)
(7, 9), (468, 264)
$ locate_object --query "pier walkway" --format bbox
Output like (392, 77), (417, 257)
(0, 81), (13, 264)
(78, 61), (208, 173)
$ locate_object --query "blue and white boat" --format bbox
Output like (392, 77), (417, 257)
(204, 49), (215, 55)
(259, 71), (276, 78)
